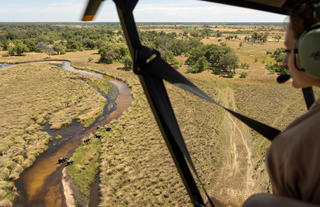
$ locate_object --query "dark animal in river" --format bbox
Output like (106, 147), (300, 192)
(83, 137), (91, 144)
(65, 160), (74, 167)
(57, 157), (68, 164)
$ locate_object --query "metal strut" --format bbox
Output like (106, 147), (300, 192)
(113, 0), (206, 206)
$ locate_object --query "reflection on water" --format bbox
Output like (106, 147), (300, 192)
(0, 63), (14, 70)
(61, 61), (104, 79)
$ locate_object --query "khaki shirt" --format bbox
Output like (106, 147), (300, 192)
(267, 98), (320, 204)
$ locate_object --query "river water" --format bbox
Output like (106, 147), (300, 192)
(9, 62), (132, 207)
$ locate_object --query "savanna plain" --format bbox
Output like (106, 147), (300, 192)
(0, 23), (316, 207)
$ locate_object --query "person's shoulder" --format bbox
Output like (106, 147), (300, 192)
(309, 97), (320, 110)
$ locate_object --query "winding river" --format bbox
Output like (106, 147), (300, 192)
(5, 61), (133, 207)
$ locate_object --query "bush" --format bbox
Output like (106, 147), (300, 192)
(187, 56), (209, 73)
(240, 72), (248, 78)
(266, 51), (272, 55)
(2, 53), (9, 57)
(212, 67), (222, 75)
(123, 56), (133, 70)
(265, 63), (289, 75)
(187, 66), (200, 73)
(193, 56), (209, 71)
(187, 57), (209, 73)
(239, 63), (250, 69)
(226, 72), (235, 78)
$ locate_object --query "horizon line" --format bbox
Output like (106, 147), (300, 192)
(0, 21), (286, 24)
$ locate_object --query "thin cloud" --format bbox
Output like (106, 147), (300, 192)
(0, 0), (286, 22)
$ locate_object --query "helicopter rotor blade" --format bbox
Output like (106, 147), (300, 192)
(82, 0), (105, 21)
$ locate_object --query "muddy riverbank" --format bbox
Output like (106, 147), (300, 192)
(10, 62), (132, 207)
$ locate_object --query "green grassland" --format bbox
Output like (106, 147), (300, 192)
(67, 57), (313, 206)
(67, 136), (101, 202)
(0, 62), (111, 205)
(0, 23), (313, 207)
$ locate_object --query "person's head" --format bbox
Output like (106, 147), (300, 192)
(283, 1), (320, 88)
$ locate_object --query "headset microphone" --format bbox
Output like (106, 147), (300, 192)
(277, 74), (291, 83)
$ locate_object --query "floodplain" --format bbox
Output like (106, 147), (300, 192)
(0, 23), (316, 207)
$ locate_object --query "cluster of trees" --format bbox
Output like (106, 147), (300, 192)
(185, 43), (239, 74)
(0, 24), (121, 56)
(0, 24), (246, 75)
(140, 30), (239, 75)
(98, 44), (130, 65)
(244, 32), (269, 43)
(140, 31), (200, 67)
(265, 48), (289, 75)
(225, 35), (238, 40)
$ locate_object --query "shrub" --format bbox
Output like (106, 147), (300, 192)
(240, 72), (248, 78)
(239, 63), (250, 69)
(123, 56), (133, 70)
(2, 53), (9, 57)
(212, 67), (222, 75)
(193, 56), (209, 71)
(266, 51), (272, 55)
(226, 72), (235, 78)
(265, 63), (289, 75)
(53, 43), (66, 55)
(187, 66), (199, 73)
(187, 56), (210, 73)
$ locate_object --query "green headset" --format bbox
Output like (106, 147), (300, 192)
(295, 0), (320, 78)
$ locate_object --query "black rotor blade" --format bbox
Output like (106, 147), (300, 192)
(82, 0), (104, 21)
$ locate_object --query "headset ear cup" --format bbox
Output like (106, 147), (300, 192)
(297, 26), (320, 78)
(294, 50), (304, 71)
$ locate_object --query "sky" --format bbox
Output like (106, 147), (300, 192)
(0, 0), (287, 22)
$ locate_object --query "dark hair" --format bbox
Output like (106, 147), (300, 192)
(290, 2), (315, 39)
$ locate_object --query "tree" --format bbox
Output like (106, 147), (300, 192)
(265, 48), (288, 75)
(8, 45), (16, 56)
(37, 42), (53, 56)
(66, 39), (82, 51)
(204, 44), (230, 66)
(15, 43), (29, 56)
(185, 47), (205, 65)
(23, 39), (37, 52)
(99, 50), (113, 64)
(271, 48), (286, 63)
(220, 51), (239, 73)
(53, 43), (66, 55)
(83, 39), (96, 49)
(187, 56), (209, 73)
(123, 56), (133, 70)
(240, 72), (248, 78)
(274, 35), (282, 42)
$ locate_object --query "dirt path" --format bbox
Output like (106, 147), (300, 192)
(272, 98), (301, 126)
(213, 87), (255, 206)
(62, 168), (76, 207)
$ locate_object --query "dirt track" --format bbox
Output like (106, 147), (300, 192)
(213, 87), (255, 206)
